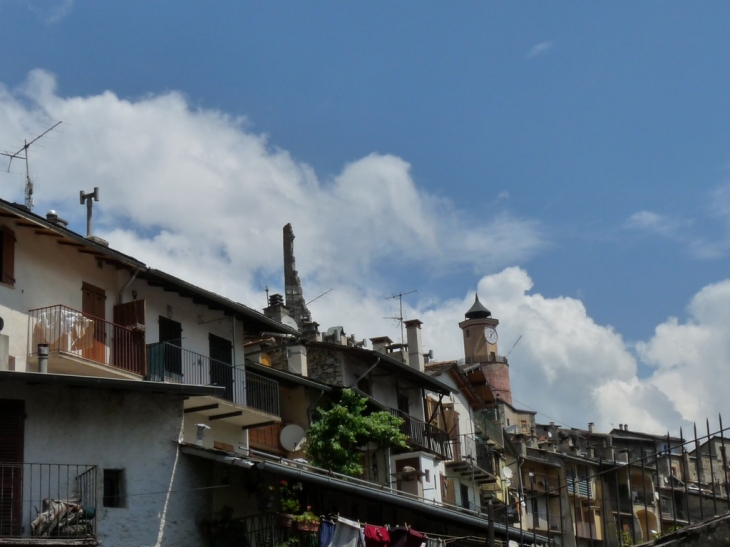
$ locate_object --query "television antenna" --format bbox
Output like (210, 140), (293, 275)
(384, 289), (417, 345)
(1, 121), (62, 211)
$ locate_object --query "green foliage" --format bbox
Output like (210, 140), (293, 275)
(278, 480), (302, 513)
(306, 389), (407, 476)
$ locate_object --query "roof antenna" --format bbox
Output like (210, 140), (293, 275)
(384, 289), (417, 345)
(79, 187), (99, 237)
(1, 121), (62, 211)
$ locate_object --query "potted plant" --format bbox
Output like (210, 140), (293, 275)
(278, 479), (302, 527)
(292, 506), (319, 532)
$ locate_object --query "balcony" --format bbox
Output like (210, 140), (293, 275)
(0, 463), (96, 544)
(388, 408), (452, 460)
(523, 472), (561, 495)
(147, 341), (280, 427)
(28, 305), (145, 379)
(529, 511), (562, 532)
(446, 434), (497, 484)
(575, 521), (599, 539)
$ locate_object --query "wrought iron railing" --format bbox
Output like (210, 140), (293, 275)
(473, 409), (504, 447)
(451, 434), (495, 474)
(29, 305), (145, 375)
(388, 408), (452, 459)
(0, 463), (96, 539)
(147, 341), (280, 415)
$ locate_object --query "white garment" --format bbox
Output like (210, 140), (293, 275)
(332, 516), (362, 547)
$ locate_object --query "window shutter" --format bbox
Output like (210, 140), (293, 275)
(1, 226), (15, 286)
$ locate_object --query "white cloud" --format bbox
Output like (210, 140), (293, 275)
(526, 41), (553, 59)
(624, 210), (679, 235)
(2, 70), (728, 438)
(0, 70), (544, 295)
(25, 0), (75, 24)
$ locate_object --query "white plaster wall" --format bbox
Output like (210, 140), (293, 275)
(0, 220), (134, 371)
(182, 417), (246, 455)
(0, 380), (209, 547)
(390, 452), (440, 503)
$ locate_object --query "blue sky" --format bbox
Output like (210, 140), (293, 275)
(2, 1), (730, 433)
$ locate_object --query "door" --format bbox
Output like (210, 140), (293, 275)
(113, 300), (146, 375)
(209, 334), (233, 401)
(158, 317), (182, 380)
(0, 400), (24, 536)
(82, 282), (106, 363)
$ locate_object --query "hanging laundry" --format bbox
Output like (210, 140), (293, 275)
(390, 526), (426, 547)
(332, 516), (363, 547)
(318, 519), (336, 547)
(364, 524), (390, 547)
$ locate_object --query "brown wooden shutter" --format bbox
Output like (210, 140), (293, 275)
(113, 300), (147, 376)
(1, 226), (15, 286)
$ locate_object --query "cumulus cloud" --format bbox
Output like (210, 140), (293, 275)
(526, 41), (553, 59)
(0, 70), (544, 297)
(1, 70), (727, 437)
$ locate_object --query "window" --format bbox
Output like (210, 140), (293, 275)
(397, 393), (409, 413)
(103, 469), (126, 508)
(0, 226), (15, 287)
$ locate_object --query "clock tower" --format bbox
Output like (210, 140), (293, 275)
(458, 294), (512, 405)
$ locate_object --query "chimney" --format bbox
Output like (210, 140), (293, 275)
(263, 293), (292, 324)
(588, 422), (595, 434)
(46, 210), (68, 228)
(287, 344), (307, 376)
(370, 336), (392, 353)
(405, 319), (424, 372)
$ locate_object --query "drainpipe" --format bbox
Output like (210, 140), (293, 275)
(346, 357), (380, 388)
(37, 344), (48, 373)
(232, 316), (243, 406)
(117, 268), (142, 304)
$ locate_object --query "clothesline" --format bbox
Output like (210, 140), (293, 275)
(317, 515), (497, 547)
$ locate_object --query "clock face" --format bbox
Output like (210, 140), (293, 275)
(484, 327), (498, 344)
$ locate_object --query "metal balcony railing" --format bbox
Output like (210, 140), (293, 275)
(0, 463), (96, 540)
(147, 341), (280, 416)
(524, 472), (560, 494)
(29, 305), (145, 375)
(388, 408), (452, 460)
(451, 434), (495, 474)
(473, 409), (504, 447)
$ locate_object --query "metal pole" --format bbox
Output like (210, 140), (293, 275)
(707, 418), (718, 516)
(694, 423), (704, 522)
(720, 413), (730, 511)
(487, 499), (495, 547)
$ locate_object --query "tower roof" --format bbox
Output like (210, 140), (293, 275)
(465, 294), (491, 319)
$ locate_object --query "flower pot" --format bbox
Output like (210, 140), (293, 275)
(294, 521), (320, 533)
(279, 513), (295, 528)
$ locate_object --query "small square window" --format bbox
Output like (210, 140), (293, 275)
(103, 469), (126, 508)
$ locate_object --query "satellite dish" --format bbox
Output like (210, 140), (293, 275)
(279, 424), (306, 451)
(501, 467), (513, 479)
(281, 316), (298, 330)
(547, 431), (553, 438)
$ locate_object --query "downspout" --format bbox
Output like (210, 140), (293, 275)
(232, 316), (243, 406)
(118, 267), (142, 304)
(346, 357), (381, 388)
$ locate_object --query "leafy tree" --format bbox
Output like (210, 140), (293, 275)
(306, 389), (407, 476)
